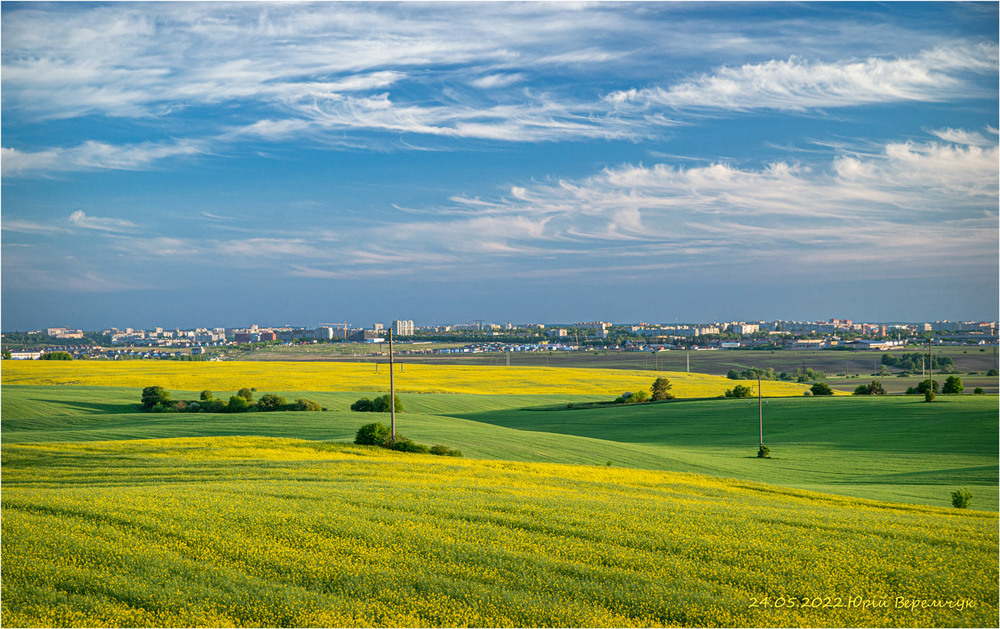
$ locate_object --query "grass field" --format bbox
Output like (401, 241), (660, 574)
(2, 438), (996, 628)
(0, 360), (815, 397)
(2, 360), (997, 627)
(2, 385), (995, 510)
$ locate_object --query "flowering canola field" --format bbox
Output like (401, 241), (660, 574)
(0, 360), (815, 397)
(2, 437), (995, 627)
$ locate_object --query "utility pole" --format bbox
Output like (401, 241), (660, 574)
(686, 351), (690, 373)
(758, 374), (763, 452)
(927, 337), (933, 402)
(389, 329), (396, 441)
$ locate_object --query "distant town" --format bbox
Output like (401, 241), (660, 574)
(3, 318), (997, 361)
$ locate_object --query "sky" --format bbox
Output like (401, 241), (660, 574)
(1, 1), (998, 331)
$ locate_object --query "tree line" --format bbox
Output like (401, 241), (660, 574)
(141, 386), (323, 413)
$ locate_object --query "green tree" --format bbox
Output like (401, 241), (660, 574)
(810, 382), (834, 396)
(2, 350), (11, 359)
(853, 380), (886, 395)
(650, 377), (675, 401)
(237, 387), (254, 403)
(942, 376), (964, 395)
(351, 397), (375, 412)
(227, 395), (250, 412)
(951, 488), (973, 509)
(257, 393), (287, 411)
(354, 422), (391, 445)
(40, 351), (73, 360)
(199, 390), (214, 401)
(294, 398), (323, 411)
(987, 368), (999, 377)
(372, 394), (403, 413)
(724, 384), (753, 398)
(141, 386), (171, 410)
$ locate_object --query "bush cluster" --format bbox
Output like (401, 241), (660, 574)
(853, 380), (886, 395)
(141, 386), (324, 414)
(614, 390), (649, 404)
(353, 422), (462, 457)
(724, 384), (753, 398)
(727, 367), (826, 383)
(351, 394), (403, 413)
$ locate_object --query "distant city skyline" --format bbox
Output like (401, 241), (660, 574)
(2, 2), (997, 331)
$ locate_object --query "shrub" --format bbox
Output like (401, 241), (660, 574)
(372, 394), (403, 413)
(951, 487), (973, 509)
(924, 390), (936, 403)
(141, 386), (171, 410)
(810, 382), (834, 396)
(187, 401), (201, 412)
(294, 398), (322, 411)
(351, 397), (374, 412)
(853, 380), (886, 395)
(429, 445), (463, 457)
(355, 422), (391, 446)
(200, 390), (214, 401)
(227, 395), (250, 413)
(942, 376), (964, 395)
(757, 444), (770, 458)
(389, 437), (429, 454)
(237, 387), (254, 403)
(257, 393), (287, 411)
(724, 384), (753, 399)
(988, 368), (999, 377)
(615, 390), (649, 404)
(203, 400), (226, 413)
(650, 377), (675, 401)
(974, 387), (985, 394)
(41, 351), (73, 360)
(173, 401), (188, 412)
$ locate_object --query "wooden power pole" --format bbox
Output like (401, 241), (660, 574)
(758, 374), (763, 451)
(389, 329), (396, 441)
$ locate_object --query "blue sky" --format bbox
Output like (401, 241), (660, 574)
(2, 1), (997, 330)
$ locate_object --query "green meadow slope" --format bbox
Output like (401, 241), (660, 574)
(2, 438), (996, 628)
(2, 385), (996, 510)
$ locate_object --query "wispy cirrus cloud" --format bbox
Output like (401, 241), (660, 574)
(3, 3), (997, 176)
(68, 210), (139, 233)
(1, 139), (207, 177)
(606, 43), (998, 111)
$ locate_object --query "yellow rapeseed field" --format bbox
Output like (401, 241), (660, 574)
(0, 359), (814, 397)
(2, 437), (995, 627)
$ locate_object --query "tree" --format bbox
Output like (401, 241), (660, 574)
(372, 394), (403, 413)
(41, 351), (73, 360)
(355, 422), (391, 445)
(2, 350), (11, 359)
(200, 390), (214, 401)
(227, 395), (250, 412)
(810, 382), (834, 396)
(650, 377), (675, 401)
(294, 398), (323, 411)
(853, 380), (886, 395)
(257, 393), (287, 411)
(141, 386), (171, 410)
(942, 376), (964, 395)
(724, 384), (753, 398)
(987, 368), (999, 377)
(913, 379), (939, 395)
(237, 387), (254, 403)
(351, 397), (375, 412)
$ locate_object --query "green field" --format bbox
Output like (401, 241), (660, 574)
(2, 378), (998, 627)
(2, 385), (996, 510)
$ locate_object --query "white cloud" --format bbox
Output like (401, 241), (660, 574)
(68, 211), (139, 233)
(3, 3), (996, 176)
(1, 140), (206, 177)
(607, 44), (998, 112)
